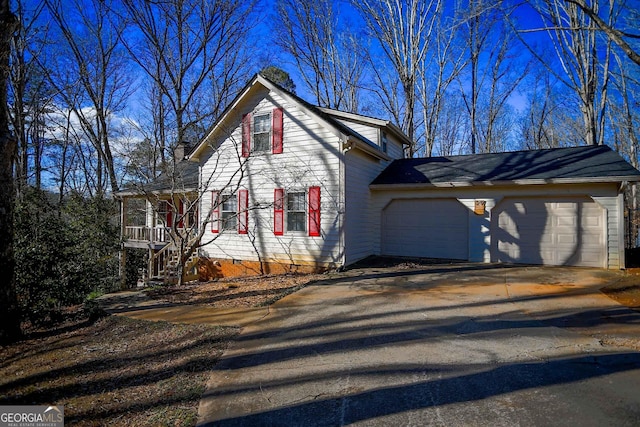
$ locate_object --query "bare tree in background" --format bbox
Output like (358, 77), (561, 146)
(456, 0), (527, 153)
(564, 0), (640, 67)
(41, 0), (132, 195)
(525, 0), (617, 146)
(354, 0), (442, 157)
(120, 0), (255, 172)
(8, 0), (51, 194)
(275, 0), (364, 112)
(416, 8), (465, 157)
(0, 0), (21, 344)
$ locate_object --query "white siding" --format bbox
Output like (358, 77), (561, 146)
(199, 90), (343, 267)
(333, 119), (379, 144)
(592, 195), (622, 268)
(343, 149), (391, 264)
(384, 132), (405, 159)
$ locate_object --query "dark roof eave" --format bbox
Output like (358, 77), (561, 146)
(370, 176), (640, 190)
(114, 187), (199, 198)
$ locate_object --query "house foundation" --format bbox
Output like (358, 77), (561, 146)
(198, 258), (334, 281)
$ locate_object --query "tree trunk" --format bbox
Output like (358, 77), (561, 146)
(0, 0), (22, 344)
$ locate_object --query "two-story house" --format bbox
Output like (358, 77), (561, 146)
(118, 74), (640, 283)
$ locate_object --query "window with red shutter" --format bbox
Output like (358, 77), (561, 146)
(242, 113), (251, 157)
(274, 188), (284, 235)
(211, 191), (220, 233)
(238, 189), (249, 234)
(272, 107), (283, 154)
(308, 186), (321, 237)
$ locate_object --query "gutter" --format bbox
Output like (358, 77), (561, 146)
(370, 175), (640, 190)
(343, 136), (391, 161)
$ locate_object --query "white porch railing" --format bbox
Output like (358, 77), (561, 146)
(124, 226), (197, 244)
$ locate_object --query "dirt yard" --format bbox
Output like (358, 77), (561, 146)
(601, 268), (640, 310)
(144, 272), (328, 308)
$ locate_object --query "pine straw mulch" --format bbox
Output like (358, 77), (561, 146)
(0, 314), (239, 426)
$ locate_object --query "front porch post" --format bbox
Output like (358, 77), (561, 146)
(147, 199), (155, 284)
(119, 197), (128, 290)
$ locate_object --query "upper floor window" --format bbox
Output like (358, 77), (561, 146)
(253, 113), (271, 152)
(242, 107), (284, 156)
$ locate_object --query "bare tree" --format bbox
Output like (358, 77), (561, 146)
(525, 0), (617, 146)
(416, 8), (466, 157)
(354, 0), (442, 156)
(455, 0), (527, 153)
(120, 0), (255, 168)
(519, 65), (586, 150)
(0, 0), (21, 344)
(8, 0), (50, 193)
(41, 0), (132, 195)
(275, 0), (364, 112)
(564, 0), (640, 67)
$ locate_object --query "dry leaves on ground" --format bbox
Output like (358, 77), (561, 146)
(145, 273), (327, 308)
(0, 316), (239, 426)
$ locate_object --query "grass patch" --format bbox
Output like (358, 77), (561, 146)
(0, 315), (239, 426)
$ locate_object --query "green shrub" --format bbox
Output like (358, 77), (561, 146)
(14, 188), (120, 325)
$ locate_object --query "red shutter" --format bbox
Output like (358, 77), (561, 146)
(274, 188), (284, 235)
(242, 113), (252, 157)
(238, 189), (249, 234)
(178, 199), (184, 228)
(211, 191), (220, 233)
(308, 186), (321, 237)
(166, 201), (173, 228)
(272, 107), (283, 154)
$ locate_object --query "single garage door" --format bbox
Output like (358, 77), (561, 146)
(493, 196), (605, 267)
(382, 198), (468, 260)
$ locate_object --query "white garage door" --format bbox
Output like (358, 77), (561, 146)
(493, 196), (605, 267)
(382, 198), (468, 260)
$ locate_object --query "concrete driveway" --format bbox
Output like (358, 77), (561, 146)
(197, 263), (640, 426)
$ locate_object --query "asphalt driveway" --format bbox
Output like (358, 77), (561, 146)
(198, 263), (640, 426)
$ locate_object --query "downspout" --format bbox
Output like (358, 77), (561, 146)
(619, 181), (629, 269)
(338, 137), (352, 269)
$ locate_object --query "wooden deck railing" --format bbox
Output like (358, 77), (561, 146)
(124, 226), (197, 244)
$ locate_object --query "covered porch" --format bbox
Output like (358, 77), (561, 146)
(119, 193), (201, 284)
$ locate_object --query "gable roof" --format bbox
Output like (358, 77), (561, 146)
(371, 145), (640, 188)
(188, 74), (406, 162)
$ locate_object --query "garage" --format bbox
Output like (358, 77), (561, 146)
(371, 145), (640, 269)
(493, 196), (606, 267)
(382, 198), (468, 260)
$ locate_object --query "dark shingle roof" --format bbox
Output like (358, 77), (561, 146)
(371, 145), (640, 186)
(116, 160), (199, 196)
(144, 160), (199, 192)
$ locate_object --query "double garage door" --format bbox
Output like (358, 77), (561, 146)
(381, 197), (605, 267)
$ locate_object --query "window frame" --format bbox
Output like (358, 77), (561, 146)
(220, 194), (237, 231)
(252, 112), (272, 153)
(286, 190), (307, 233)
